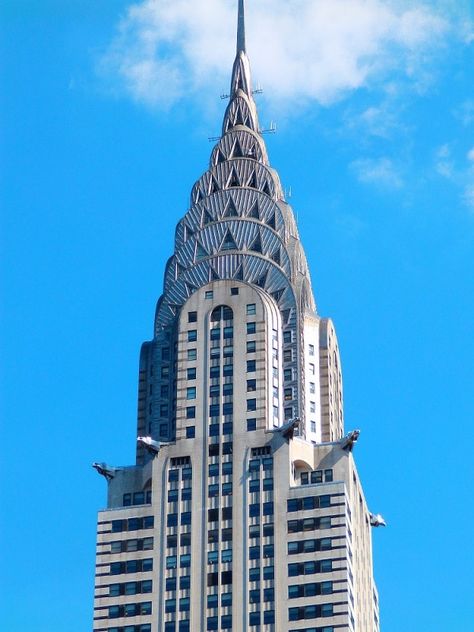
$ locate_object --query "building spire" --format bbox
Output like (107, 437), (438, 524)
(237, 0), (246, 53)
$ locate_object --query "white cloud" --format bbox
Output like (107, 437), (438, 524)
(435, 144), (455, 179)
(350, 157), (403, 188)
(99, 0), (453, 110)
(467, 148), (474, 162)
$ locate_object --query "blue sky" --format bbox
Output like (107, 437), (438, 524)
(1, 1), (473, 630)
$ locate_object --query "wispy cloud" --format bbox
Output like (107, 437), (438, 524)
(350, 157), (403, 188)
(434, 143), (474, 211)
(98, 0), (459, 110)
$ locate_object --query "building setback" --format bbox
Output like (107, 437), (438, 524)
(93, 2), (382, 631)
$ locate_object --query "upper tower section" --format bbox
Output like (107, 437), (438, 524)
(155, 0), (316, 335)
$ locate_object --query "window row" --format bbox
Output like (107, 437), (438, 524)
(288, 538), (332, 554)
(249, 457), (273, 471)
(207, 592), (232, 608)
(164, 621), (189, 632)
(208, 482), (232, 496)
(289, 604), (333, 621)
(288, 581), (333, 598)
(110, 559), (152, 575)
(109, 580), (152, 597)
(165, 597), (190, 612)
(208, 507), (232, 522)
(109, 602), (151, 618)
(166, 554), (190, 569)
(287, 495), (331, 512)
(290, 627), (334, 632)
(107, 625), (151, 632)
(249, 611), (275, 625)
(249, 478), (273, 492)
(288, 560), (333, 577)
(249, 502), (274, 517)
(168, 488), (192, 502)
(249, 588), (274, 603)
(167, 512), (191, 527)
(249, 523), (274, 539)
(287, 516), (332, 533)
(111, 517), (154, 533)
(208, 442), (233, 456)
(207, 615), (232, 630)
(208, 462), (233, 476)
(109, 537), (153, 553)
(209, 403), (233, 416)
(207, 570), (232, 586)
(208, 549), (232, 564)
(209, 383), (233, 396)
(122, 491), (151, 507)
(208, 527), (232, 543)
(166, 533), (191, 548)
(301, 469), (333, 485)
(168, 468), (192, 481)
(210, 326), (234, 339)
(209, 364), (233, 378)
(249, 544), (274, 559)
(249, 565), (274, 582)
(165, 575), (190, 591)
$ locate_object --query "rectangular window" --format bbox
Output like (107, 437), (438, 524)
(187, 330), (197, 342)
(223, 364), (233, 376)
(205, 290), (213, 299)
(210, 327), (220, 340)
(247, 418), (257, 431)
(284, 387), (293, 401)
(246, 340), (256, 353)
(246, 303), (256, 315)
(161, 366), (169, 378)
(310, 401), (316, 413)
(284, 368), (292, 382)
(310, 421), (316, 433)
(187, 367), (196, 379)
(209, 365), (220, 378)
(186, 387), (196, 399)
(309, 343), (315, 356)
(310, 381), (315, 393)
(247, 379), (257, 392)
(283, 349), (292, 362)
(231, 287), (239, 295)
(188, 311), (197, 323)
(324, 469), (333, 482)
(187, 349), (197, 360)
(209, 404), (220, 417)
(247, 398), (257, 411)
(186, 406), (195, 419)
(247, 322), (256, 334)
(309, 363), (315, 374)
(186, 426), (195, 439)
(247, 359), (256, 372)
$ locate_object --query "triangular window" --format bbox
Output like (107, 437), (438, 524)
(247, 171), (258, 189)
(185, 282), (198, 296)
(227, 168), (240, 188)
(221, 230), (238, 251)
(249, 232), (262, 254)
(256, 273), (267, 288)
(281, 309), (291, 324)
(231, 140), (244, 158)
(209, 267), (220, 281)
(193, 187), (204, 203)
(202, 210), (213, 226)
(196, 243), (209, 260)
(233, 264), (244, 280)
(267, 213), (276, 229)
(247, 200), (260, 219)
(209, 176), (220, 195)
(235, 107), (244, 126)
(270, 248), (280, 265)
(215, 150), (226, 165)
(223, 197), (239, 218)
(262, 180), (272, 196)
(271, 289), (285, 302)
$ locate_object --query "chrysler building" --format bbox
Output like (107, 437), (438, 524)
(93, 2), (382, 631)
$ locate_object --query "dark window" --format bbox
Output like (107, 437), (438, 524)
(222, 442), (233, 454)
(208, 443), (219, 456)
(247, 359), (256, 372)
(187, 330), (197, 342)
(188, 311), (197, 323)
(247, 379), (257, 392)
(209, 365), (220, 378)
(231, 287), (239, 295)
(209, 404), (220, 417)
(247, 340), (256, 353)
(186, 426), (195, 439)
(187, 367), (196, 379)
(247, 418), (257, 431)
(247, 398), (257, 411)
(247, 322), (256, 334)
(186, 406), (196, 419)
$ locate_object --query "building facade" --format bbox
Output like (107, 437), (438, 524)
(93, 3), (381, 631)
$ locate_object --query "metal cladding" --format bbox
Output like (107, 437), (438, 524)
(154, 21), (316, 336)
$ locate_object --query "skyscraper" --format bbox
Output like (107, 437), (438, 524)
(93, 2), (382, 631)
